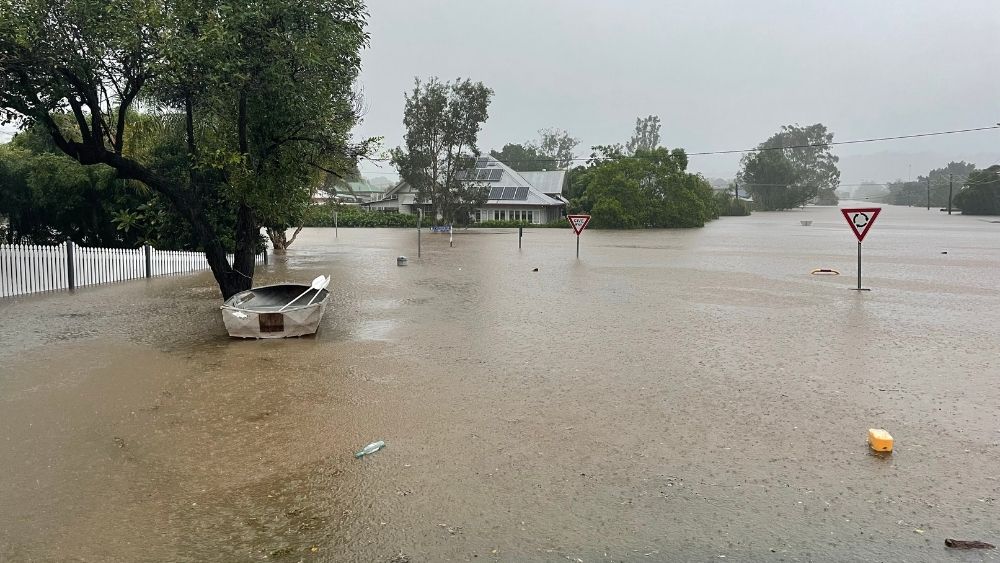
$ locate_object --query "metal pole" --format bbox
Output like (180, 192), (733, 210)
(144, 244), (152, 278)
(857, 241), (861, 290)
(519, 226), (522, 249)
(948, 173), (953, 215)
(417, 209), (422, 258)
(576, 235), (580, 259)
(66, 241), (75, 290)
(334, 211), (338, 238)
(926, 177), (930, 210)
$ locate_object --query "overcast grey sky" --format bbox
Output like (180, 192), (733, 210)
(355, 0), (1000, 185)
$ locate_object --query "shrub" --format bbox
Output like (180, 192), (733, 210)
(302, 204), (422, 228)
(714, 192), (751, 216)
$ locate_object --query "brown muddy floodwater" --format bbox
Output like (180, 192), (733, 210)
(2, 204), (999, 562)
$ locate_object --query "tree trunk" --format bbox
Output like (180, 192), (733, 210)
(266, 227), (287, 250)
(265, 225), (303, 250)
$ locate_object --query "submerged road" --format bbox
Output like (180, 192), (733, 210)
(1, 204), (999, 562)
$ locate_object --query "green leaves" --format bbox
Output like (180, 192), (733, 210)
(392, 77), (494, 224)
(580, 147), (716, 229)
(2, 0), (371, 295)
(739, 123), (840, 210)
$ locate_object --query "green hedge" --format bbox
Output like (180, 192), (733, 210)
(302, 204), (573, 229)
(302, 205), (421, 228)
(470, 219), (569, 228)
(714, 192), (752, 216)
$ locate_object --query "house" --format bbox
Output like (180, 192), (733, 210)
(363, 156), (566, 224)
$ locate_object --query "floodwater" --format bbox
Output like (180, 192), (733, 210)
(1, 204), (999, 562)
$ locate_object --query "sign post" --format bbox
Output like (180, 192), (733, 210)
(417, 209), (423, 258)
(840, 207), (881, 291)
(430, 223), (453, 247)
(566, 214), (591, 258)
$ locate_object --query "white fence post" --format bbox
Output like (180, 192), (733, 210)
(1, 242), (262, 299)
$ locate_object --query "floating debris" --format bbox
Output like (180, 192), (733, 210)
(355, 440), (386, 459)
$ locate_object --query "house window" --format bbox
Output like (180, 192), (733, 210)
(475, 209), (481, 222)
(494, 210), (500, 221)
(527, 210), (534, 223)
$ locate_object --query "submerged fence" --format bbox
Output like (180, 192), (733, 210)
(0, 242), (266, 298)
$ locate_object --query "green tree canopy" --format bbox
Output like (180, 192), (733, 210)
(626, 115), (661, 155)
(491, 128), (579, 171)
(537, 128), (579, 169)
(739, 123), (841, 209)
(738, 149), (806, 210)
(575, 147), (717, 228)
(490, 143), (549, 172)
(390, 77), (493, 224)
(886, 161), (976, 207)
(0, 0), (370, 298)
(954, 166), (1000, 215)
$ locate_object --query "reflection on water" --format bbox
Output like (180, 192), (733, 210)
(2, 204), (1000, 561)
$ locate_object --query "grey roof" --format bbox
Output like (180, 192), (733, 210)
(377, 157), (564, 207)
(518, 170), (567, 195)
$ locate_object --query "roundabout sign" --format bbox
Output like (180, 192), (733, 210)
(841, 207), (881, 243)
(840, 207), (882, 290)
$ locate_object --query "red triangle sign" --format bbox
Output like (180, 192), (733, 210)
(841, 207), (881, 242)
(567, 214), (591, 235)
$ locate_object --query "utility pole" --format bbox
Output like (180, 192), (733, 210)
(948, 173), (953, 215)
(926, 177), (930, 210)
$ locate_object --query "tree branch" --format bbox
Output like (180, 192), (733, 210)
(308, 162), (345, 179)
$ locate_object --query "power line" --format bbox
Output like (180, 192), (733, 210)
(688, 125), (1000, 157)
(492, 124), (1000, 165)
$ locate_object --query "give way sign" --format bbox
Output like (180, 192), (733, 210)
(567, 214), (591, 235)
(841, 207), (881, 242)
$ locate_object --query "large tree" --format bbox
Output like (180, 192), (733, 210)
(576, 146), (716, 228)
(0, 0), (370, 298)
(739, 123), (841, 208)
(738, 149), (807, 210)
(954, 166), (1000, 215)
(625, 115), (661, 154)
(537, 128), (579, 169)
(491, 128), (579, 171)
(391, 77), (493, 224)
(490, 142), (548, 172)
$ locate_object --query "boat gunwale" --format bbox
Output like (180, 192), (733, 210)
(220, 283), (330, 313)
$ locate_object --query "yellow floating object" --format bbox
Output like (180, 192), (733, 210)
(810, 268), (840, 275)
(868, 428), (894, 452)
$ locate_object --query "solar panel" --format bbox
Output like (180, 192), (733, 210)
(488, 187), (503, 200)
(477, 169), (492, 180)
(514, 186), (529, 200)
(501, 187), (517, 200)
(489, 169), (502, 181)
(475, 157), (488, 168)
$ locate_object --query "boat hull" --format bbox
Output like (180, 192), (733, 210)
(220, 284), (330, 339)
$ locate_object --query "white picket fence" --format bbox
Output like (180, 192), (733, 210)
(0, 242), (266, 298)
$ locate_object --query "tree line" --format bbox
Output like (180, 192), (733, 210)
(3, 3), (996, 298)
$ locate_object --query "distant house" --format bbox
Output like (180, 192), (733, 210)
(363, 156), (566, 224)
(311, 179), (386, 204)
